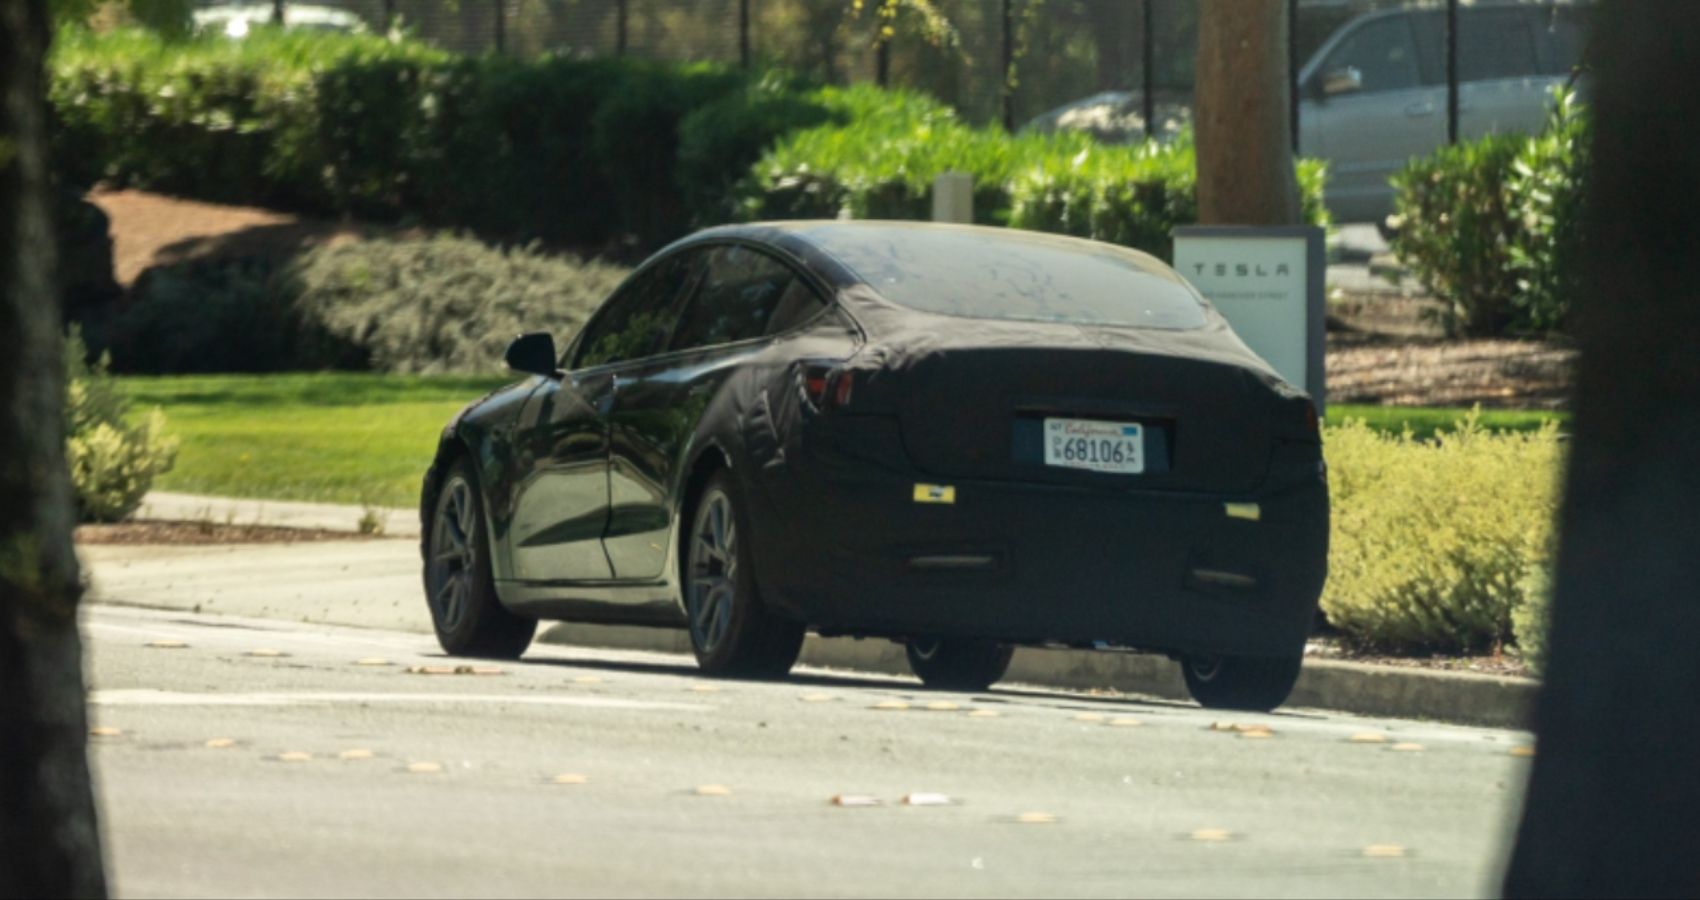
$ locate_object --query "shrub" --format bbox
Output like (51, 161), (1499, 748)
(104, 235), (629, 375)
(64, 328), (179, 522)
(1391, 88), (1588, 337)
(1507, 90), (1589, 334)
(49, 29), (769, 249)
(1321, 413), (1563, 654)
(1511, 564), (1554, 675)
(282, 234), (628, 374)
(740, 91), (1329, 260)
(677, 73), (838, 225)
(98, 255), (360, 374)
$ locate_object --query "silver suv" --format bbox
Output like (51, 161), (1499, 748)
(1025, 3), (1584, 224)
(1299, 3), (1583, 222)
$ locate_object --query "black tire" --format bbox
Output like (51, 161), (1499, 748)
(424, 459), (536, 659)
(1180, 654), (1303, 712)
(905, 638), (1014, 692)
(683, 471), (805, 679)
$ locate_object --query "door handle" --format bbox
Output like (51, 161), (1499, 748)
(1404, 101), (1436, 117)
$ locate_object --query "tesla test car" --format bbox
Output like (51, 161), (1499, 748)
(420, 221), (1329, 711)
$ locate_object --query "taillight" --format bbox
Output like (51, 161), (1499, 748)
(1303, 401), (1319, 435)
(802, 363), (854, 411)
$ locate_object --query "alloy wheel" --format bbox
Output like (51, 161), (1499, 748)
(688, 490), (738, 654)
(428, 476), (478, 634)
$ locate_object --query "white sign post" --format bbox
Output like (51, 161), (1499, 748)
(1171, 225), (1327, 411)
(931, 171), (974, 224)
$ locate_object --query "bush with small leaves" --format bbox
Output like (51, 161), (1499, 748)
(1511, 565), (1553, 676)
(64, 329), (179, 522)
(1321, 413), (1563, 654)
(105, 234), (630, 375)
(281, 234), (629, 375)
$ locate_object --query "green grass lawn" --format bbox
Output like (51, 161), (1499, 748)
(119, 373), (1570, 507)
(121, 373), (510, 508)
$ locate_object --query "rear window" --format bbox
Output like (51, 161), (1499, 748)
(802, 224), (1208, 330)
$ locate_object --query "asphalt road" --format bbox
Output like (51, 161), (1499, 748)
(84, 603), (1531, 899)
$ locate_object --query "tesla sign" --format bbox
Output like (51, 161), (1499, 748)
(1172, 225), (1326, 411)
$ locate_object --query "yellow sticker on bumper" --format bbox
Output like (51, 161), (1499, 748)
(1224, 502), (1261, 521)
(913, 484), (956, 504)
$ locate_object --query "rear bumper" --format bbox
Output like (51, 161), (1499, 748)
(750, 431), (1328, 660)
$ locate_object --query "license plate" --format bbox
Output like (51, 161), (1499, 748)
(1043, 418), (1145, 474)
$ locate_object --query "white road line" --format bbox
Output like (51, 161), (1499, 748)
(91, 689), (710, 712)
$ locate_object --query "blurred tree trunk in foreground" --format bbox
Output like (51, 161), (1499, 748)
(1504, 5), (1700, 898)
(1193, 0), (1300, 225)
(0, 0), (108, 896)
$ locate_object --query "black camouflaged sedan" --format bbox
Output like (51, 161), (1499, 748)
(420, 221), (1329, 711)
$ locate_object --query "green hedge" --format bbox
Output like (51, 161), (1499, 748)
(1391, 89), (1588, 337)
(736, 86), (1329, 260)
(55, 29), (1328, 261)
(1322, 413), (1562, 655)
(50, 29), (835, 249)
(99, 234), (629, 375)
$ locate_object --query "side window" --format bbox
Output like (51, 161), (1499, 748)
(1458, 9), (1540, 82)
(572, 253), (697, 369)
(764, 278), (829, 336)
(668, 245), (800, 352)
(1533, 6), (1585, 77)
(1409, 12), (1447, 85)
(1324, 16), (1422, 94)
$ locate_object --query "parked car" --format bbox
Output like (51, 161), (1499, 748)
(1025, 2), (1585, 224)
(1299, 2), (1583, 223)
(191, 3), (368, 39)
(420, 222), (1329, 711)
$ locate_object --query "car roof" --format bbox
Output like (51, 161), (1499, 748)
(676, 220), (1213, 334)
(683, 219), (1187, 290)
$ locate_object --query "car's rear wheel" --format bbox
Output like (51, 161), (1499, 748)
(425, 460), (536, 659)
(905, 638), (1013, 692)
(1180, 654), (1302, 712)
(685, 471), (804, 679)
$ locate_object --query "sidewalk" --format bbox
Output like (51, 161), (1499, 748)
(118, 492), (1538, 729)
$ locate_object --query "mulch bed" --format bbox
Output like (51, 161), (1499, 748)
(1326, 332), (1575, 410)
(1306, 637), (1532, 680)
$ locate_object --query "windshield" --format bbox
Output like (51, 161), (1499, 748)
(800, 223), (1209, 330)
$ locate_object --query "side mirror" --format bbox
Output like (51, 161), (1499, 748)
(1322, 66), (1364, 97)
(504, 332), (560, 378)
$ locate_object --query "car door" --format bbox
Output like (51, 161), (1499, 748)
(506, 252), (698, 584)
(1301, 11), (1444, 223)
(1432, 7), (1555, 142)
(602, 243), (827, 581)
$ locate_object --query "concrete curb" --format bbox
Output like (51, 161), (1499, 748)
(539, 623), (1537, 730)
(137, 492), (419, 538)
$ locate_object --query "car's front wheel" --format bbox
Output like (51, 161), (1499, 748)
(1180, 654), (1302, 712)
(684, 471), (804, 679)
(905, 638), (1013, 692)
(424, 459), (536, 659)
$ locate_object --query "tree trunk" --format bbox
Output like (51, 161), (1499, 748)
(0, 1), (107, 897)
(1193, 0), (1300, 225)
(1502, 6), (1700, 898)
